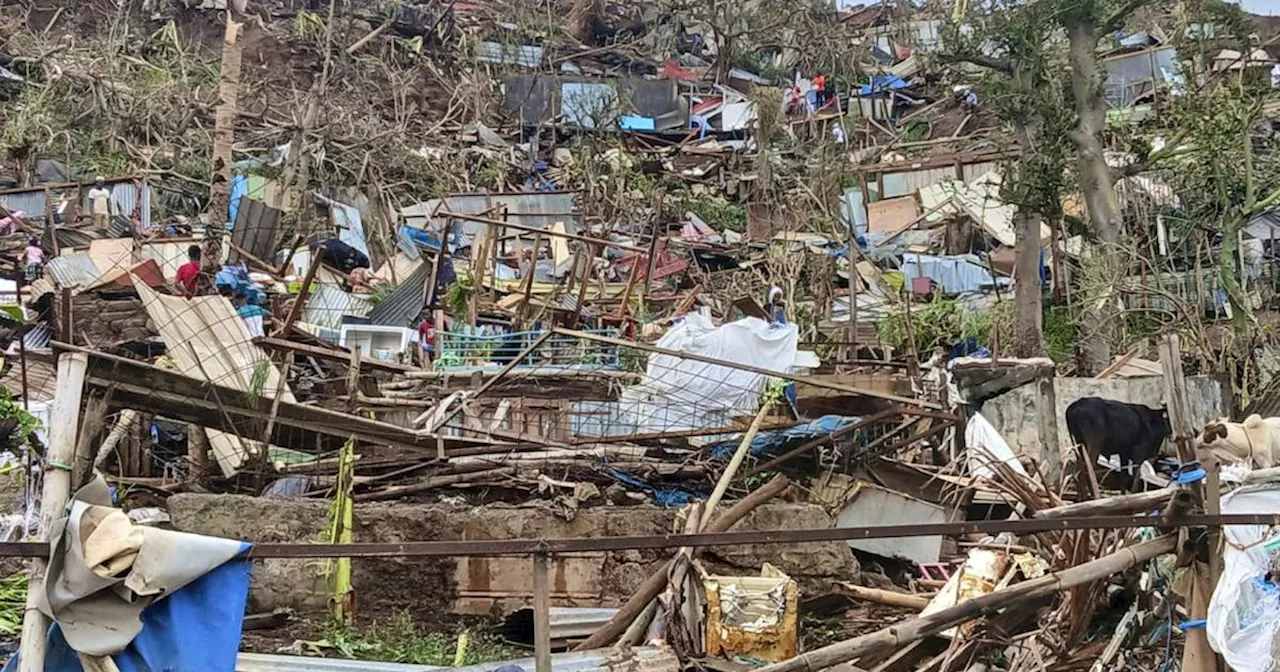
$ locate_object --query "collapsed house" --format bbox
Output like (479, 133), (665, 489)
(3, 0), (1280, 671)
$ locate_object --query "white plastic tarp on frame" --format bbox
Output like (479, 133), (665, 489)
(965, 412), (1028, 479)
(1207, 484), (1280, 672)
(617, 313), (799, 434)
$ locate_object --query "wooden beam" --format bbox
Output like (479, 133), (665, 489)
(54, 342), (498, 453)
(551, 328), (942, 409)
(274, 249), (325, 338)
(18, 352), (88, 672)
(439, 209), (648, 254)
(533, 553), (552, 672)
(255, 336), (419, 373)
(755, 536), (1176, 672)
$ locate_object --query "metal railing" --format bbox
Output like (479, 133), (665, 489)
(435, 328), (622, 371)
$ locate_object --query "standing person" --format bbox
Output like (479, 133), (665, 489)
(813, 73), (828, 109)
(768, 286), (786, 325)
(176, 245), (202, 297)
(87, 177), (113, 229)
(24, 238), (43, 283)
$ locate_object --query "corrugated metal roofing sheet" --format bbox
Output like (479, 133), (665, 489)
(304, 283), (374, 330)
(366, 260), (430, 327)
(136, 283), (294, 477)
(401, 192), (579, 239)
(235, 646), (678, 672)
(0, 177), (153, 228)
(46, 253), (103, 288)
(0, 356), (57, 401)
(478, 41), (543, 67)
(229, 197), (283, 264)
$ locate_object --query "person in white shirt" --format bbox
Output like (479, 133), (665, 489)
(86, 177), (112, 228)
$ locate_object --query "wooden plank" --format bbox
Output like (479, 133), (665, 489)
(273, 250), (325, 338)
(255, 336), (418, 373)
(533, 554), (551, 672)
(866, 195), (921, 234)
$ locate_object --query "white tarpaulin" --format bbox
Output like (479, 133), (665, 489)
(616, 313), (799, 434)
(1207, 484), (1280, 672)
(965, 412), (1028, 479)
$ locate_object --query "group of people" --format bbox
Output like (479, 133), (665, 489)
(17, 177), (116, 285)
(786, 73), (838, 118)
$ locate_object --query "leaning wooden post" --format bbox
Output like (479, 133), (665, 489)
(533, 552), (551, 672)
(18, 351), (88, 672)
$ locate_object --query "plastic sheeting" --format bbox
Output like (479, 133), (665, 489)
(965, 412), (1028, 479)
(618, 313), (799, 434)
(3, 477), (251, 672)
(711, 414), (861, 461)
(5, 552), (251, 672)
(901, 253), (1010, 295)
(1207, 484), (1280, 672)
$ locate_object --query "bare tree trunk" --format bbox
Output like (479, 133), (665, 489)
(208, 14), (243, 227)
(1013, 208), (1046, 358)
(1065, 13), (1124, 374)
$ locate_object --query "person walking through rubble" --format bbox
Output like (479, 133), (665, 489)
(176, 245), (202, 297)
(24, 238), (43, 283)
(87, 177), (113, 229)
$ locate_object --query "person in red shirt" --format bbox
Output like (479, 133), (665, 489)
(175, 245), (201, 297)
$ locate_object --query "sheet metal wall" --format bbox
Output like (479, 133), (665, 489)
(402, 192), (580, 239)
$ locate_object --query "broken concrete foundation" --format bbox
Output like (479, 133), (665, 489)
(167, 495), (858, 618)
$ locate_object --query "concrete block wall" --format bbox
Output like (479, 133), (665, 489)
(979, 374), (1230, 465)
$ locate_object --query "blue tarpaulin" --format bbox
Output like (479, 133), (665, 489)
(857, 75), (908, 96)
(607, 467), (701, 507)
(711, 415), (863, 461)
(901, 253), (1011, 295)
(228, 175), (249, 225)
(4, 543), (252, 672)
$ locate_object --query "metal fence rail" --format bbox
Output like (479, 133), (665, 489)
(0, 513), (1268, 558)
(435, 328), (622, 372)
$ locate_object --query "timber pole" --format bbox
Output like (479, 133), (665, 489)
(17, 352), (88, 672)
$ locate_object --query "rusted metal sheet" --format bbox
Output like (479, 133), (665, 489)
(229, 196), (283, 264)
(704, 570), (798, 663)
(402, 191), (580, 239)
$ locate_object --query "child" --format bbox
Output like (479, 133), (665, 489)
(24, 238), (43, 283)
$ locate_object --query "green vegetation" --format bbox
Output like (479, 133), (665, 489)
(0, 572), (26, 636)
(875, 298), (1001, 355)
(1043, 305), (1078, 365)
(671, 193), (748, 232)
(310, 611), (521, 666)
(0, 389), (41, 453)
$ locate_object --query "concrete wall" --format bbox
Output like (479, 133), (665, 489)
(167, 496), (858, 619)
(979, 374), (1229, 463)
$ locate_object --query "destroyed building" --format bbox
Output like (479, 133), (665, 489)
(1, 0), (1280, 671)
